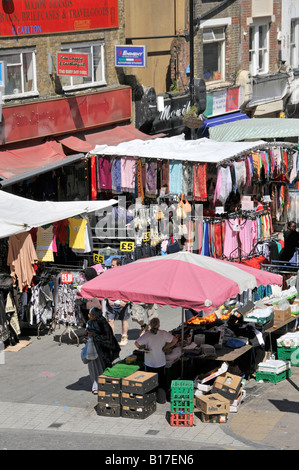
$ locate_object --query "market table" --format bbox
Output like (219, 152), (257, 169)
(264, 317), (297, 354)
(214, 344), (252, 362)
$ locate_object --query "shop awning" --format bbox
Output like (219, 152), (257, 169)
(201, 112), (249, 137)
(57, 124), (161, 152)
(0, 140), (86, 188)
(91, 135), (266, 164)
(209, 118), (299, 142)
(0, 190), (118, 239)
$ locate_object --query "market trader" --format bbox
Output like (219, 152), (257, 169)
(279, 221), (299, 262)
(135, 317), (178, 404)
(102, 257), (130, 346)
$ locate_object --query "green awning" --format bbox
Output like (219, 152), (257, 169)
(209, 118), (299, 142)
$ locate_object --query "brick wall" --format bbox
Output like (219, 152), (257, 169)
(0, 0), (125, 101)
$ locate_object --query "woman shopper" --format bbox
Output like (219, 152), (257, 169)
(84, 307), (121, 394)
(134, 317), (178, 404)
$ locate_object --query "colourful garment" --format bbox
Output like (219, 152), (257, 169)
(193, 163), (207, 201)
(169, 161), (182, 194)
(99, 156), (112, 190)
(111, 157), (121, 192)
(36, 226), (54, 262)
(7, 232), (38, 292)
(121, 157), (136, 192)
(68, 218), (87, 250)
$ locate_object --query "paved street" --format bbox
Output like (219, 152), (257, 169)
(0, 305), (298, 452)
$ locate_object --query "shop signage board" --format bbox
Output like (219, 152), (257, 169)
(120, 241), (135, 252)
(115, 46), (147, 68)
(0, 0), (118, 36)
(61, 272), (73, 284)
(56, 52), (91, 77)
(205, 87), (242, 117)
(93, 253), (105, 265)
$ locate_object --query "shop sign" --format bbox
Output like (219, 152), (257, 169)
(56, 52), (91, 77)
(120, 241), (135, 251)
(0, 0), (118, 36)
(205, 87), (241, 117)
(61, 272), (73, 284)
(93, 253), (105, 264)
(115, 46), (147, 68)
(142, 231), (150, 242)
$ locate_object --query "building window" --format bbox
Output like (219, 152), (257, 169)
(290, 19), (299, 68)
(0, 49), (37, 99)
(60, 41), (106, 90)
(202, 27), (225, 82)
(249, 24), (269, 75)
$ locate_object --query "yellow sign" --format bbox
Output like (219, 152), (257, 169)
(93, 253), (105, 264)
(142, 231), (150, 242)
(120, 241), (135, 252)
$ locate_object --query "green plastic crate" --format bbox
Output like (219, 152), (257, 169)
(170, 397), (194, 413)
(256, 369), (292, 383)
(170, 380), (194, 399)
(277, 347), (299, 366)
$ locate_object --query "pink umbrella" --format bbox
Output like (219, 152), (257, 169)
(79, 251), (282, 312)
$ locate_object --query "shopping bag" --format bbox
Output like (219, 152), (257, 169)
(86, 337), (98, 360)
(167, 238), (180, 254)
(81, 343), (89, 364)
(177, 194), (187, 219)
(183, 195), (192, 213)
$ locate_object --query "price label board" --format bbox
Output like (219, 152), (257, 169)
(120, 241), (135, 252)
(93, 253), (105, 264)
(142, 231), (150, 242)
(61, 272), (73, 284)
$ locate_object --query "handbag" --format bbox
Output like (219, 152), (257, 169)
(167, 237), (180, 254)
(183, 194), (192, 213)
(177, 194), (187, 219)
(86, 337), (98, 360)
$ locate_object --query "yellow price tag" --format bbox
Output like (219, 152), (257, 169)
(120, 241), (135, 252)
(142, 231), (150, 242)
(93, 253), (105, 264)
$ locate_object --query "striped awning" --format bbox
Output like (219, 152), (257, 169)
(209, 118), (299, 142)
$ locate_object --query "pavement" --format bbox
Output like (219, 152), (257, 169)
(0, 305), (298, 451)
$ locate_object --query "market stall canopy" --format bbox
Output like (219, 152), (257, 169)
(90, 135), (266, 164)
(209, 118), (299, 142)
(0, 190), (117, 239)
(201, 111), (249, 138)
(79, 251), (282, 312)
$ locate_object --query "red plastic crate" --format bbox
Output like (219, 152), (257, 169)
(170, 412), (194, 427)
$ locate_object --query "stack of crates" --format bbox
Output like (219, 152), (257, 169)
(170, 380), (194, 427)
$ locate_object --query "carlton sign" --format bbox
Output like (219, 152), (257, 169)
(0, 0), (118, 36)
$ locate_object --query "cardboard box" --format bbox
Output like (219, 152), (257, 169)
(199, 412), (228, 423)
(230, 389), (246, 413)
(274, 306), (292, 322)
(196, 393), (230, 415)
(120, 391), (156, 407)
(195, 362), (228, 385)
(212, 372), (242, 402)
(98, 375), (121, 392)
(97, 403), (121, 417)
(121, 402), (156, 419)
(121, 371), (158, 394)
(98, 391), (120, 405)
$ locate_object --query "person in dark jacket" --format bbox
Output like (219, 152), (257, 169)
(280, 221), (299, 262)
(84, 307), (121, 394)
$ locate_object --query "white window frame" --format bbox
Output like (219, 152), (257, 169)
(249, 23), (269, 76)
(202, 26), (226, 83)
(61, 41), (106, 91)
(290, 19), (299, 68)
(0, 48), (38, 100)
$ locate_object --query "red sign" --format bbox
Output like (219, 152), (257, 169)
(57, 52), (90, 77)
(0, 87), (132, 144)
(61, 272), (73, 284)
(0, 0), (118, 37)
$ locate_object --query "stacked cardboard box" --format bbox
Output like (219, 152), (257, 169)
(97, 371), (158, 419)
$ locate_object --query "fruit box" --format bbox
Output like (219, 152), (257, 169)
(212, 372), (242, 402)
(121, 371), (158, 394)
(196, 393), (230, 415)
(273, 306), (292, 322)
(98, 375), (121, 392)
(120, 391), (156, 407)
(98, 391), (120, 405)
(121, 402), (156, 419)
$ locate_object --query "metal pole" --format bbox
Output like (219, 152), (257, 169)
(189, 0), (196, 139)
(180, 307), (185, 378)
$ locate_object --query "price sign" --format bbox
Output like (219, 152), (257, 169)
(61, 272), (73, 284)
(120, 241), (135, 252)
(142, 231), (150, 242)
(93, 253), (105, 264)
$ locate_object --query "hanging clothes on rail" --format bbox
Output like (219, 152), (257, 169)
(7, 232), (38, 292)
(169, 160), (182, 194)
(98, 156), (112, 190)
(121, 157), (136, 192)
(193, 163), (207, 201)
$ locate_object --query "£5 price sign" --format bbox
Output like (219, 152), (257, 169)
(61, 272), (73, 284)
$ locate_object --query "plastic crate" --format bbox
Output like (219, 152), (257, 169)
(170, 397), (194, 413)
(170, 380), (194, 399)
(277, 346), (299, 366)
(256, 369), (292, 383)
(170, 412), (194, 427)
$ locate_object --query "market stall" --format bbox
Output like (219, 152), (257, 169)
(0, 190), (118, 346)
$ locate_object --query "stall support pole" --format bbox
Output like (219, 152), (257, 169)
(180, 307), (185, 378)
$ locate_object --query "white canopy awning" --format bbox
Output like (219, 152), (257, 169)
(90, 135), (266, 164)
(0, 191), (117, 239)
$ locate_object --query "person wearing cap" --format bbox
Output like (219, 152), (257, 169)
(84, 307), (120, 394)
(134, 318), (178, 404)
